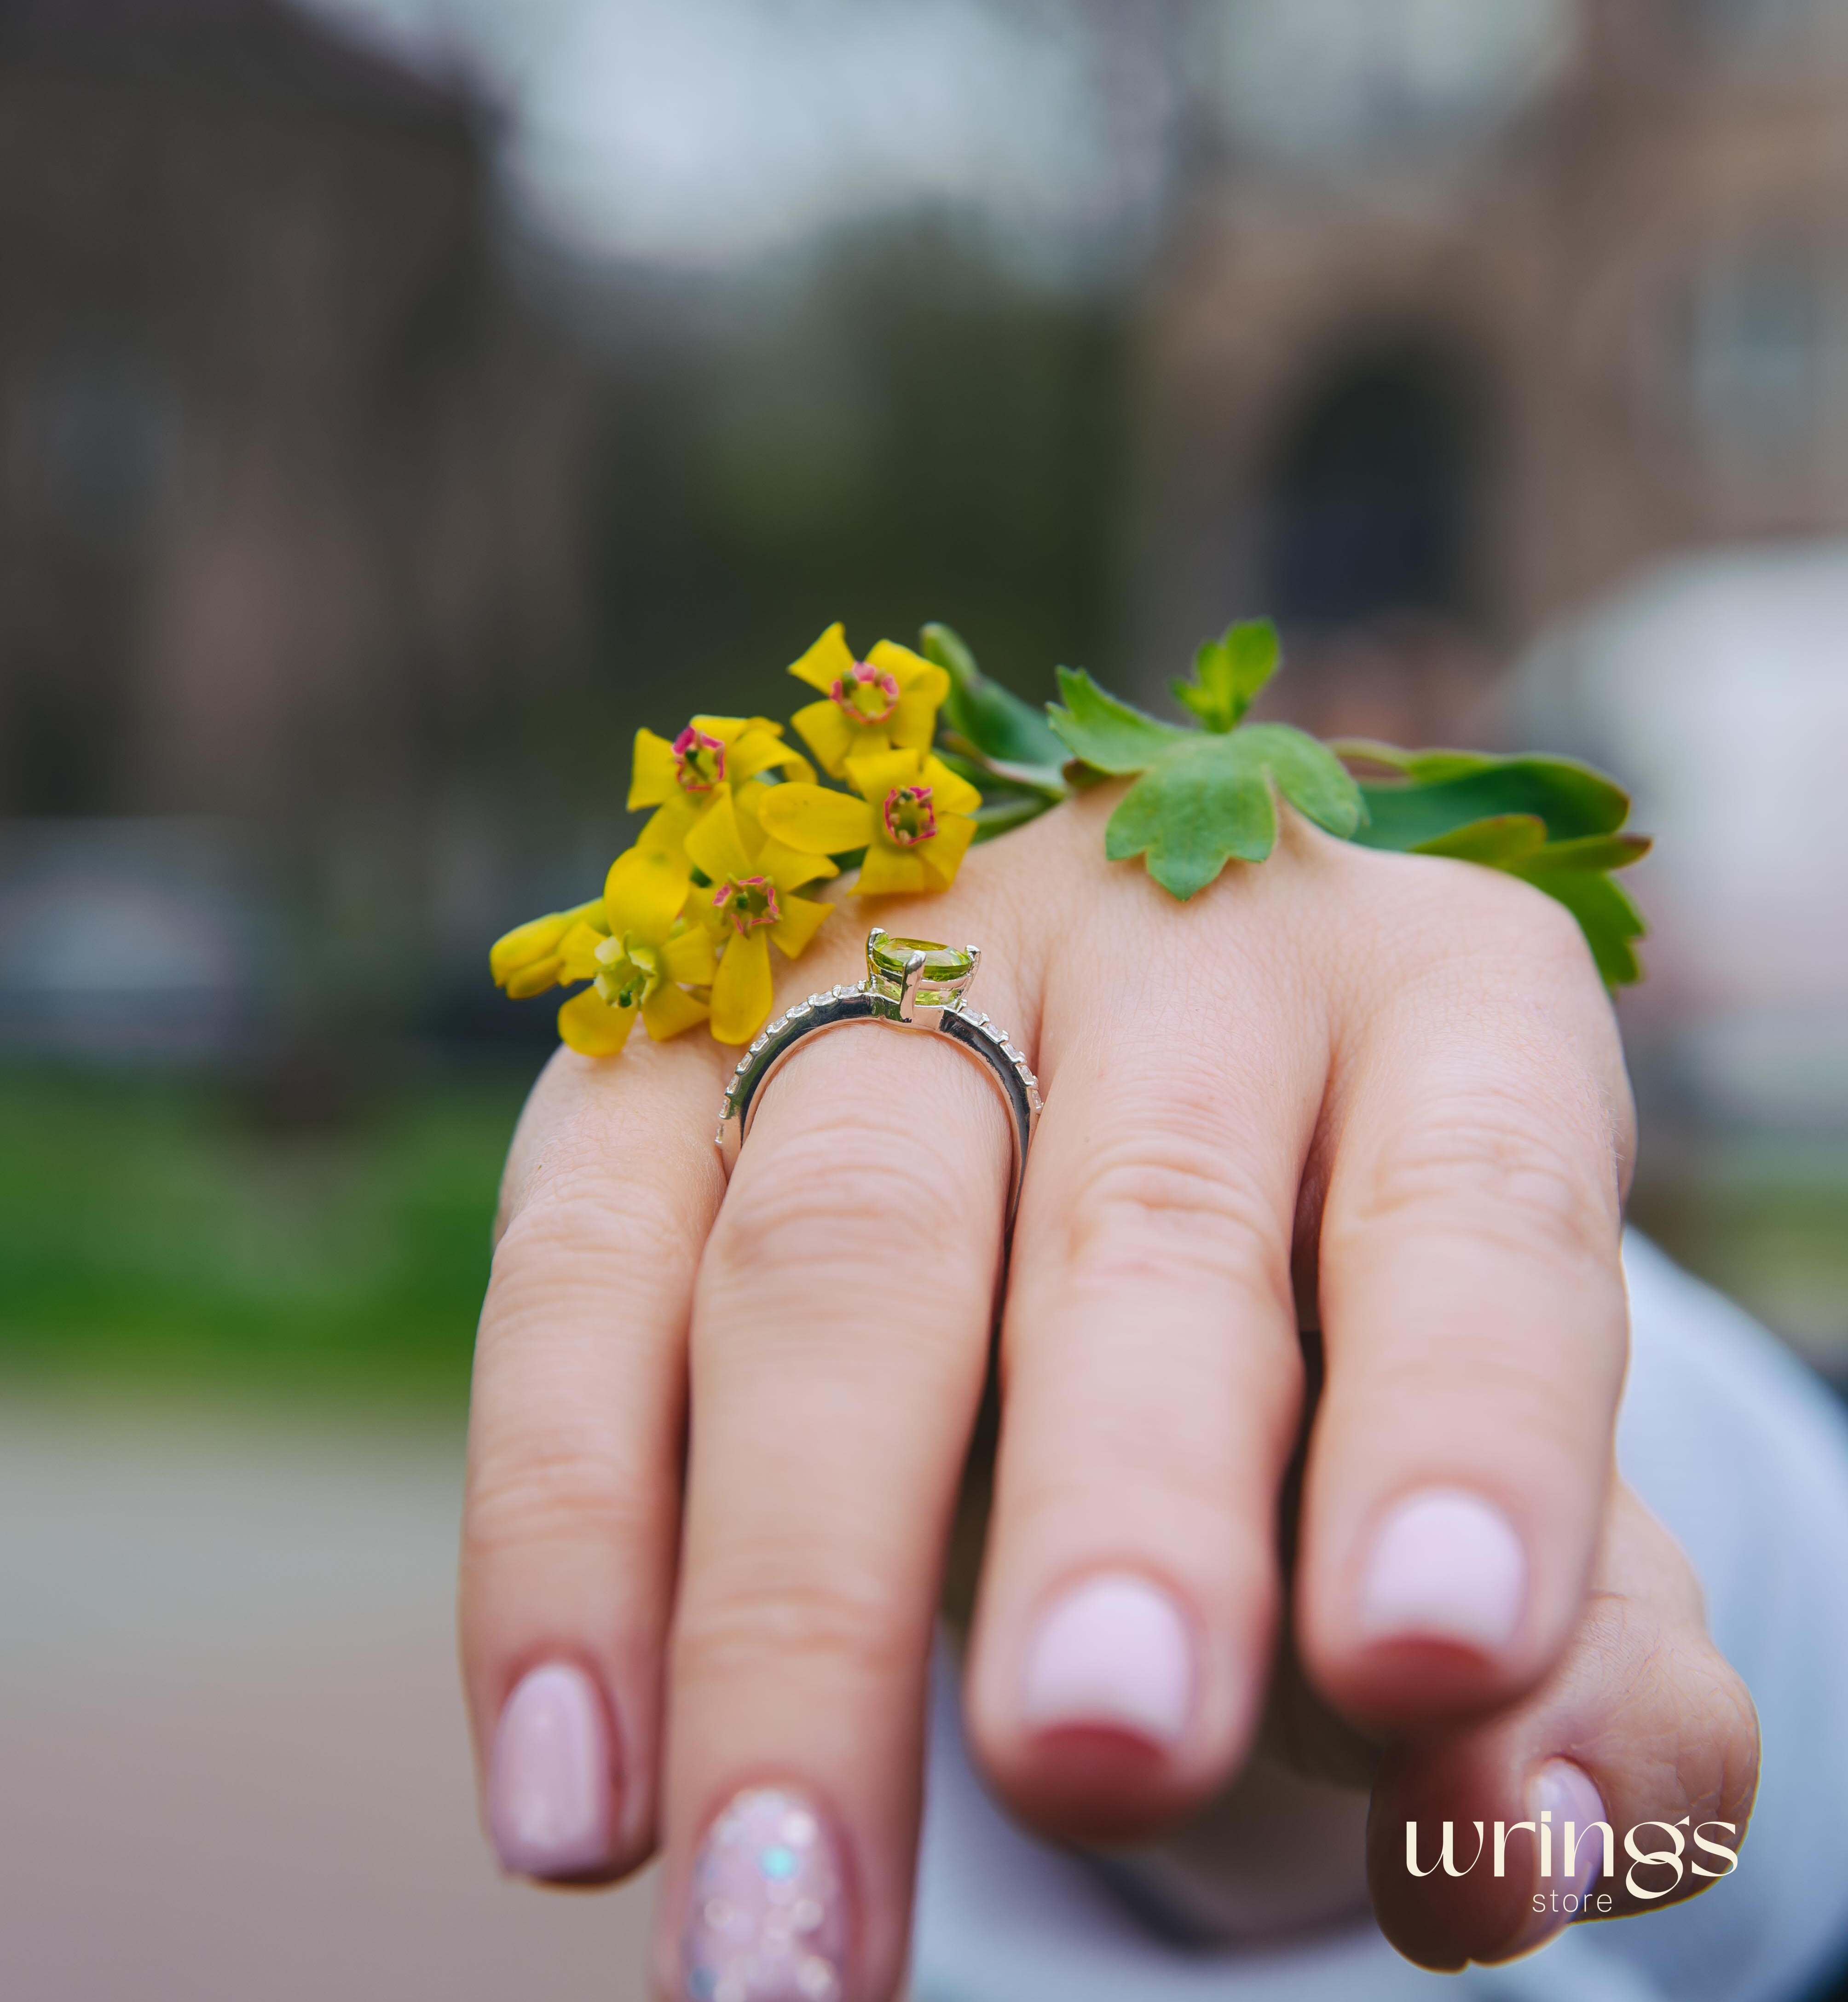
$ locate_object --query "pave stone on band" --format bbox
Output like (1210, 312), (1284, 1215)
(716, 928), (1041, 1226)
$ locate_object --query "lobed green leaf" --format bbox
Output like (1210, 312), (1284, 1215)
(1047, 666), (1186, 774)
(1099, 722), (1363, 900)
(1171, 619), (1280, 732)
(1030, 651), (1651, 983)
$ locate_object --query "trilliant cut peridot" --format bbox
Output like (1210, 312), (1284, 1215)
(867, 933), (974, 1005)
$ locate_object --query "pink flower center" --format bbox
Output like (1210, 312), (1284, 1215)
(882, 785), (936, 847)
(713, 874), (780, 936)
(829, 661), (901, 726)
(673, 724), (727, 793)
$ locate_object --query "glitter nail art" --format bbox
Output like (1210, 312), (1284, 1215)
(682, 1786), (849, 2002)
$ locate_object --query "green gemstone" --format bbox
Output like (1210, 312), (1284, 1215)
(867, 934), (974, 1004)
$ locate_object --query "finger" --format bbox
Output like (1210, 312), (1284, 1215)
(961, 845), (1323, 1844)
(653, 943), (1022, 2002)
(1368, 1480), (1760, 1967)
(459, 1034), (726, 1882)
(1297, 854), (1634, 1728)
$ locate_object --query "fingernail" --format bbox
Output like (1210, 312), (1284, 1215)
(681, 1786), (850, 2002)
(1019, 1571), (1194, 1746)
(1509, 1759), (1608, 1953)
(487, 1661), (616, 1879)
(1358, 1487), (1526, 1654)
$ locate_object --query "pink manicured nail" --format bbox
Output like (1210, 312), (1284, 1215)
(1509, 1759), (1608, 1953)
(681, 1786), (850, 2002)
(1020, 1572), (1194, 1746)
(487, 1662), (616, 1879)
(1358, 1488), (1526, 1653)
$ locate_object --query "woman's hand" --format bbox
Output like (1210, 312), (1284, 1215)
(458, 790), (1757, 1997)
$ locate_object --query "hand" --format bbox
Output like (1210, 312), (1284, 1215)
(458, 790), (1758, 1996)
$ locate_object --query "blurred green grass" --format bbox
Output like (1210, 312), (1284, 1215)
(1629, 1134), (1848, 1380)
(0, 1064), (533, 1411)
(4, 1064), (1839, 1415)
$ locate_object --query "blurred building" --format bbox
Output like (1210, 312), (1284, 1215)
(0, 0), (600, 828)
(1138, 0), (1848, 742)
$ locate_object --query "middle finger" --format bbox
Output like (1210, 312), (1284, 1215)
(964, 846), (1329, 1842)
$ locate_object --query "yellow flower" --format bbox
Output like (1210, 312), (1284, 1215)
(553, 846), (717, 1057)
(628, 714), (813, 860)
(685, 792), (837, 1043)
(786, 624), (950, 778)
(757, 746), (981, 897)
(489, 897), (607, 999)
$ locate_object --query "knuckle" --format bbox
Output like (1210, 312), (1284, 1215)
(711, 1125), (973, 1283)
(1061, 1113), (1289, 1303)
(495, 1166), (697, 1282)
(1346, 1093), (1617, 1263)
(674, 1564), (913, 1692)
(1434, 862), (1594, 976)
(1364, 1337), (1611, 1451)
(1577, 1596), (1761, 1824)
(1361, 851), (1602, 1005)
(465, 1435), (656, 1562)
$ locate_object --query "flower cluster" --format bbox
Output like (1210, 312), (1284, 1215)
(490, 625), (979, 1055)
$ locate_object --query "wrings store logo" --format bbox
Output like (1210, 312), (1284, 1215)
(1405, 1812), (1741, 1918)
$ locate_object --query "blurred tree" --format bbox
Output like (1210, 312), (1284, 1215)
(587, 222), (1131, 744)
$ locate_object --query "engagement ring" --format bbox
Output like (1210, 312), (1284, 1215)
(715, 928), (1041, 1227)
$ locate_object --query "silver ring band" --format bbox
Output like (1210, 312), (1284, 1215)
(715, 932), (1042, 1228)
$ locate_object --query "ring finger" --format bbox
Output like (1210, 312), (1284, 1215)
(651, 944), (1025, 2002)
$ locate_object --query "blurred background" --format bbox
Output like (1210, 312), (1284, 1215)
(3, 1), (1845, 1996)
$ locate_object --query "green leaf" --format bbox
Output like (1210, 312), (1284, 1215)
(1100, 723), (1363, 900)
(1524, 832), (1652, 873)
(1046, 667), (1186, 773)
(921, 621), (1067, 770)
(1346, 752), (1632, 852)
(1412, 814), (1550, 866)
(1509, 863), (1646, 987)
(1171, 619), (1279, 732)
(970, 791), (1057, 842)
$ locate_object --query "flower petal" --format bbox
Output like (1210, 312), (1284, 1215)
(628, 729), (680, 810)
(556, 920), (608, 984)
(789, 697), (857, 779)
(867, 640), (948, 708)
(489, 899), (603, 988)
(759, 838), (839, 891)
(731, 729), (812, 786)
(558, 987), (638, 1056)
(637, 793), (704, 861)
(641, 982), (710, 1041)
(769, 890), (833, 960)
(843, 745), (924, 802)
(919, 812), (977, 888)
(854, 845), (930, 897)
(605, 845), (691, 946)
(710, 930), (774, 1043)
(684, 792), (755, 882)
(757, 782), (876, 855)
(503, 954), (566, 999)
(887, 689), (939, 752)
(660, 923), (716, 985)
(688, 714), (753, 746)
(787, 622), (856, 696)
(921, 753), (983, 818)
